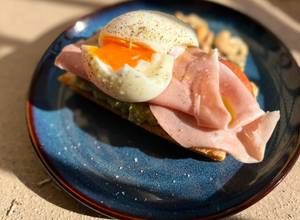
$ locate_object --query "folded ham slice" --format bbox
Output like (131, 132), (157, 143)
(150, 48), (280, 163)
(150, 105), (279, 163)
(151, 49), (232, 129)
(150, 49), (265, 130)
(55, 35), (98, 80)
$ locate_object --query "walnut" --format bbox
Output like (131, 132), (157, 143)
(199, 30), (214, 53)
(175, 11), (213, 53)
(214, 30), (248, 70)
(175, 12), (249, 69)
(175, 11), (208, 29)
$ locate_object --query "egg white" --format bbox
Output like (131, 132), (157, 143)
(99, 10), (199, 54)
(81, 45), (174, 102)
(80, 10), (199, 102)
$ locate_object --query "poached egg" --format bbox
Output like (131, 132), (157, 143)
(82, 10), (199, 102)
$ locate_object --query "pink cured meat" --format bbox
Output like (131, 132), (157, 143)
(55, 35), (99, 80)
(55, 42), (88, 80)
(150, 48), (280, 163)
(219, 62), (264, 128)
(150, 105), (279, 163)
(151, 49), (232, 129)
(151, 49), (265, 129)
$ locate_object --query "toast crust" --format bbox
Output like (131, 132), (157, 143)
(58, 72), (226, 161)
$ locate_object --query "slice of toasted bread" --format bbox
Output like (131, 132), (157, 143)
(58, 72), (226, 161)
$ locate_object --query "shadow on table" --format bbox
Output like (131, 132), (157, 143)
(0, 7), (105, 220)
(0, 0), (298, 219)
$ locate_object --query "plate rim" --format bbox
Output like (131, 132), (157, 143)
(25, 0), (300, 219)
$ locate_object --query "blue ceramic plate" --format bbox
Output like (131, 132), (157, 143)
(26, 1), (300, 219)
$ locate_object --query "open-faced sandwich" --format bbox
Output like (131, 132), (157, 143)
(55, 10), (280, 163)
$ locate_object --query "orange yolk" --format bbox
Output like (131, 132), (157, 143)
(90, 36), (154, 71)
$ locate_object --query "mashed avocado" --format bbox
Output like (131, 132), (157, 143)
(75, 77), (157, 126)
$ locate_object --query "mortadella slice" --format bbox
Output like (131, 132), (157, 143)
(54, 35), (98, 80)
(151, 49), (232, 129)
(150, 78), (193, 114)
(150, 105), (280, 163)
(219, 62), (264, 128)
(149, 48), (280, 163)
(151, 48), (265, 130)
(55, 42), (88, 80)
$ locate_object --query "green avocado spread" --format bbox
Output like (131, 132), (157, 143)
(75, 77), (158, 126)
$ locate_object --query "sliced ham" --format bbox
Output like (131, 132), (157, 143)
(55, 35), (98, 80)
(55, 42), (88, 80)
(151, 49), (265, 130)
(151, 49), (232, 129)
(219, 62), (264, 128)
(150, 78), (193, 114)
(150, 105), (279, 163)
(237, 111), (280, 161)
(190, 50), (230, 129)
(149, 48), (280, 163)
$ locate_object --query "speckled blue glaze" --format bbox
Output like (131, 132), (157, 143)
(28, 1), (300, 219)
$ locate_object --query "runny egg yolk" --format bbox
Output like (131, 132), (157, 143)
(90, 36), (154, 71)
(222, 97), (235, 124)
